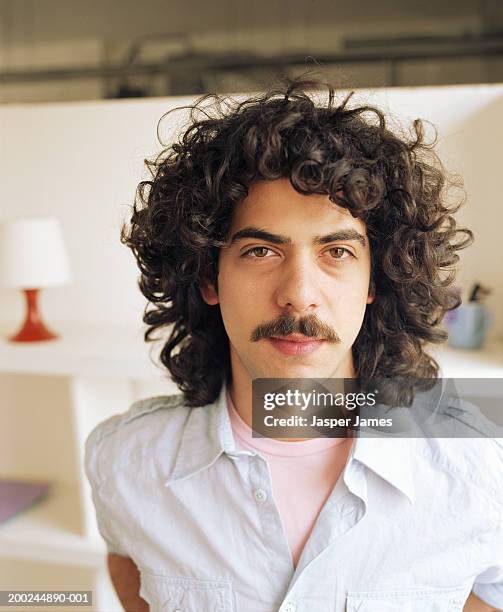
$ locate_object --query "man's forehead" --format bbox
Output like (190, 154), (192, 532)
(229, 180), (367, 238)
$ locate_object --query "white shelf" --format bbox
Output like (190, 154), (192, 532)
(1, 321), (501, 380)
(0, 322), (165, 380)
(0, 483), (105, 569)
(431, 339), (503, 378)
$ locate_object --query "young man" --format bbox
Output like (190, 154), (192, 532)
(85, 79), (503, 612)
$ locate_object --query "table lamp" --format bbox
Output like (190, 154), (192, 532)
(0, 217), (72, 342)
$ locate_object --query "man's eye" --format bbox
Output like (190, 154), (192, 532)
(328, 247), (353, 260)
(241, 247), (274, 258)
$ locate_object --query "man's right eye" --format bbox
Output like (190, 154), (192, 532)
(241, 247), (275, 258)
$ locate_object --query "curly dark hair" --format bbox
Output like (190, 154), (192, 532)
(121, 77), (473, 407)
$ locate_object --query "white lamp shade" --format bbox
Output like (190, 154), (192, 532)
(0, 217), (72, 288)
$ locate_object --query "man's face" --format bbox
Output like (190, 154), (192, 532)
(201, 178), (374, 382)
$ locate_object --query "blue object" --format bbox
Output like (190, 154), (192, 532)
(446, 303), (492, 349)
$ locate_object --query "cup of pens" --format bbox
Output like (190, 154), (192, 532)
(445, 283), (492, 350)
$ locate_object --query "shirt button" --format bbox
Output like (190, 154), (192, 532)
(254, 488), (267, 502)
(284, 603), (296, 612)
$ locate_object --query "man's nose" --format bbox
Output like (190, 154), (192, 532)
(274, 254), (322, 314)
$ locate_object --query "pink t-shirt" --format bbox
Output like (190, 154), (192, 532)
(227, 391), (354, 568)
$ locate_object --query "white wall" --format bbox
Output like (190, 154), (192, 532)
(0, 84), (502, 339)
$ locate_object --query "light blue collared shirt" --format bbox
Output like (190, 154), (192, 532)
(85, 383), (503, 612)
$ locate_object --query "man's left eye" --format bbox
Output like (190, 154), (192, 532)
(327, 247), (353, 260)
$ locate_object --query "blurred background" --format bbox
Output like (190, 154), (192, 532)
(0, 2), (502, 611)
(1, 0), (503, 103)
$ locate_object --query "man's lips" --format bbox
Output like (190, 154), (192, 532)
(267, 335), (326, 356)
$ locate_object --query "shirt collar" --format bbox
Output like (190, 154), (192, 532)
(165, 381), (416, 504)
(350, 434), (416, 504)
(165, 382), (235, 485)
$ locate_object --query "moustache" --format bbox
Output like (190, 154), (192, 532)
(250, 313), (341, 343)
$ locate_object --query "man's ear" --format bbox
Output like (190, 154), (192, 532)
(367, 278), (375, 305)
(200, 281), (219, 306)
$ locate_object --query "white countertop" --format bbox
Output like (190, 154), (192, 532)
(0, 321), (501, 380)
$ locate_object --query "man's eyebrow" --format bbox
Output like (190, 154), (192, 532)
(230, 227), (292, 246)
(313, 229), (366, 247)
(229, 226), (366, 247)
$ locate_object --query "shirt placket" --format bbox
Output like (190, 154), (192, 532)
(248, 452), (295, 608)
(277, 459), (369, 612)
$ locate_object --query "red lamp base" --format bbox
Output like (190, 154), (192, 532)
(9, 288), (59, 343)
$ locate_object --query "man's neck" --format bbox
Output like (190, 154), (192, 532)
(228, 350), (357, 440)
(227, 369), (253, 429)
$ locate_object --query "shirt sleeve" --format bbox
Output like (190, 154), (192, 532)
(472, 581), (503, 610)
(472, 530), (503, 610)
(84, 428), (130, 558)
(471, 488), (503, 610)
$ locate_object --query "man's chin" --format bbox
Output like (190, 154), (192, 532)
(255, 362), (339, 381)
